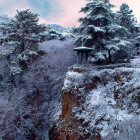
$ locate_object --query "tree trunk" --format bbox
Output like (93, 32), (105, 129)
(21, 41), (25, 52)
(108, 50), (112, 63)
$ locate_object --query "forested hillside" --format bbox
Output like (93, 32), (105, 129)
(0, 0), (140, 139)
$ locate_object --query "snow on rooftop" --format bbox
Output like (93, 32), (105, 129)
(74, 46), (93, 51)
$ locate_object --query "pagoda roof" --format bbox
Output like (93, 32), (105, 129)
(73, 46), (93, 51)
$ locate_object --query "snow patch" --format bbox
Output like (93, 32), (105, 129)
(63, 71), (84, 90)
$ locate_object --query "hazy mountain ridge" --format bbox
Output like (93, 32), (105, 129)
(0, 14), (10, 23)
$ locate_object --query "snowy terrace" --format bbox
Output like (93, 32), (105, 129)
(70, 56), (140, 71)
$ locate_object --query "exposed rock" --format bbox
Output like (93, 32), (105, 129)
(50, 66), (140, 140)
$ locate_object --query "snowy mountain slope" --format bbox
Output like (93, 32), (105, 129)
(53, 66), (140, 140)
(46, 24), (65, 32)
(46, 24), (76, 40)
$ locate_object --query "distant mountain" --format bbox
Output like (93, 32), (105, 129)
(46, 24), (65, 32)
(46, 24), (76, 40)
(0, 14), (10, 24)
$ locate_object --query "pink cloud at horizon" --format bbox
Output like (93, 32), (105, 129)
(42, 0), (140, 27)
(40, 0), (87, 27)
(0, 0), (139, 27)
(0, 0), (30, 17)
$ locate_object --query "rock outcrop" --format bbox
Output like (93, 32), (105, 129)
(50, 66), (140, 140)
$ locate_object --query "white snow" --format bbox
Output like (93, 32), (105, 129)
(63, 71), (84, 90)
(85, 72), (138, 136)
(107, 24), (127, 33)
(136, 35), (140, 40)
(95, 52), (105, 60)
(74, 46), (93, 51)
(10, 66), (22, 75)
(90, 88), (102, 106)
(131, 56), (140, 65)
(117, 40), (132, 47)
(67, 67), (140, 138)
(88, 25), (105, 33)
(104, 44), (119, 51)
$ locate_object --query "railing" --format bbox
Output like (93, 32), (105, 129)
(93, 63), (130, 69)
(92, 62), (140, 70)
(71, 62), (140, 72)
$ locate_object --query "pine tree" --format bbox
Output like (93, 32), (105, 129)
(117, 3), (137, 34)
(75, 0), (131, 63)
(0, 9), (46, 69)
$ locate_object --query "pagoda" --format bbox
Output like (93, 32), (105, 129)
(74, 45), (93, 64)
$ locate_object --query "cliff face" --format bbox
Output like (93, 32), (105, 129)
(50, 66), (140, 140)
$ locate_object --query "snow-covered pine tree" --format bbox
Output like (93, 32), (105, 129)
(117, 3), (137, 35)
(75, 0), (131, 63)
(0, 9), (46, 69)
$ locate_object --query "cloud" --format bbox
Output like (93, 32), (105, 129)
(0, 0), (64, 24)
(39, 0), (86, 27)
(41, 0), (140, 27)
(0, 0), (30, 17)
(55, 0), (86, 27)
(0, 0), (140, 27)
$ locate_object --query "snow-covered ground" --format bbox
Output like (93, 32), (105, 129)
(63, 66), (140, 139)
(131, 56), (140, 65)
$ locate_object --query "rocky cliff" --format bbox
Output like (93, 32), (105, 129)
(50, 66), (140, 140)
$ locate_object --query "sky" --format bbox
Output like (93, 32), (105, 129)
(0, 0), (139, 27)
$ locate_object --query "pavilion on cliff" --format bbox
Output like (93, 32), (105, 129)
(74, 46), (93, 64)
